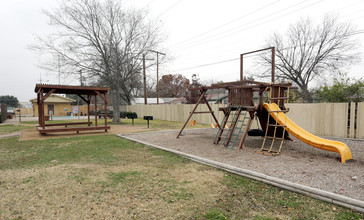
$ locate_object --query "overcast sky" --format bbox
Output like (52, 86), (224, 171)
(1, 0), (363, 102)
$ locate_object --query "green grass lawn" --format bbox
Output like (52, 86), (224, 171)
(0, 134), (363, 219)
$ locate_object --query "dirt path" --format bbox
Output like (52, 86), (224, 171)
(0, 132), (21, 139)
(122, 128), (364, 202)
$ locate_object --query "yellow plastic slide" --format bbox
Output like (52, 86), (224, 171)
(263, 103), (352, 163)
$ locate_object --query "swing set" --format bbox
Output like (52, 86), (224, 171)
(177, 47), (292, 155)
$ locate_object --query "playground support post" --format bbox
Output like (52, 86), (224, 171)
(176, 90), (206, 139)
(240, 47), (275, 83)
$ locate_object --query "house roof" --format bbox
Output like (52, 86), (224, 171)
(30, 94), (76, 103)
(132, 98), (165, 104)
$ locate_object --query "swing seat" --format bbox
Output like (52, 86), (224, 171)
(210, 123), (218, 128)
(248, 129), (265, 136)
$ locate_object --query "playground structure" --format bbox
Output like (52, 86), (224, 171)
(177, 47), (352, 163)
(34, 84), (111, 134)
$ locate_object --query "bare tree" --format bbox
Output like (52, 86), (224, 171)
(260, 15), (360, 102)
(32, 0), (165, 122)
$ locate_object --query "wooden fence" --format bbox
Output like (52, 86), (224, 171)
(126, 102), (364, 139)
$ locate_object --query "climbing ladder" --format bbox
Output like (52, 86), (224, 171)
(223, 110), (250, 149)
(214, 106), (251, 149)
(214, 106), (233, 144)
(260, 85), (290, 155)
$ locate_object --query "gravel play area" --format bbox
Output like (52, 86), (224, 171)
(121, 128), (364, 202)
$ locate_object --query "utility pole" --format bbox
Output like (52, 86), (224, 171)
(143, 54), (147, 105)
(149, 50), (166, 104)
(58, 55), (61, 84)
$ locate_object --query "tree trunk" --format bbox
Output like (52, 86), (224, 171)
(301, 85), (313, 103)
(111, 87), (121, 123)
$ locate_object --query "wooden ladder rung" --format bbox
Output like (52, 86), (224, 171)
(267, 124), (286, 127)
(265, 136), (284, 140)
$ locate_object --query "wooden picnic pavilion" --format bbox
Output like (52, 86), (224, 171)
(34, 84), (110, 134)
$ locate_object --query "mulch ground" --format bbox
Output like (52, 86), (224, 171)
(121, 128), (364, 202)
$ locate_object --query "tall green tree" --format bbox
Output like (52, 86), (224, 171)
(314, 77), (364, 103)
(0, 95), (19, 107)
(32, 0), (165, 122)
(260, 15), (360, 102)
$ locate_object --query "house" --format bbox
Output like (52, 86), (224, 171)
(30, 94), (75, 116)
(205, 93), (228, 104)
(131, 98), (165, 105)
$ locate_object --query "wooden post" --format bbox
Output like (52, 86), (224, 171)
(87, 95), (90, 126)
(95, 95), (98, 126)
(240, 54), (243, 81)
(176, 90), (206, 138)
(238, 115), (253, 150)
(40, 89), (45, 129)
(37, 93), (41, 126)
(104, 91), (107, 132)
(202, 95), (220, 128)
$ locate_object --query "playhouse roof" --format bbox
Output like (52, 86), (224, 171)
(34, 84), (110, 95)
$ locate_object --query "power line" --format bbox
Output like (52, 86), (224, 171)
(169, 0), (281, 48)
(170, 0), (364, 64)
(155, 0), (183, 19)
(170, 29), (364, 72)
(172, 0), (322, 51)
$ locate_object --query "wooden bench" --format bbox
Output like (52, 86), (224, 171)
(36, 125), (110, 134)
(36, 122), (93, 127)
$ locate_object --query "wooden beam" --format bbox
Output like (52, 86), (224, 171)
(87, 95), (90, 126)
(40, 88), (45, 129)
(202, 95), (220, 128)
(77, 94), (90, 104)
(41, 88), (56, 103)
(104, 91), (108, 131)
(176, 90), (206, 138)
(95, 95), (98, 126)
(95, 91), (107, 104)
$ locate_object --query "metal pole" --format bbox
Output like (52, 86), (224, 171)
(143, 54), (147, 105)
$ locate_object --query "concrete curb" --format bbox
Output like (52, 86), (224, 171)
(117, 134), (364, 213)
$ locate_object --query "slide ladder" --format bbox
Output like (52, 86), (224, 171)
(260, 86), (290, 155)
